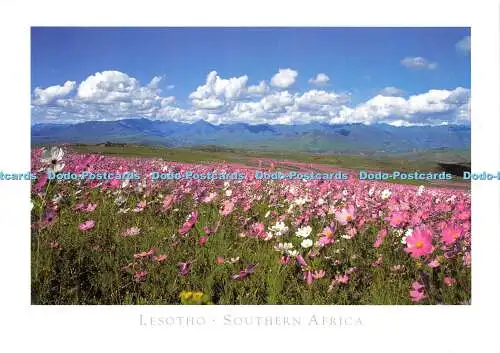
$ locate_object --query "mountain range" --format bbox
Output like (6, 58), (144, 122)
(31, 118), (471, 154)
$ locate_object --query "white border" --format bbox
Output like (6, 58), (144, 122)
(0, 0), (499, 352)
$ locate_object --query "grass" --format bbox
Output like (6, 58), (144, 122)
(31, 179), (471, 305)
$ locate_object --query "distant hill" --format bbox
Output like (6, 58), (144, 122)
(31, 118), (471, 154)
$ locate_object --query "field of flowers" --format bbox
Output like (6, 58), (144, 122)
(31, 146), (471, 305)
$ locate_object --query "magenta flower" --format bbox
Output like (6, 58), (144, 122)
(178, 210), (199, 235)
(178, 260), (195, 276)
(121, 226), (141, 237)
(199, 235), (208, 247)
(444, 277), (456, 286)
(78, 220), (95, 231)
(220, 200), (235, 216)
(404, 226), (434, 258)
(441, 223), (463, 246)
(409, 281), (426, 302)
(152, 254), (167, 263)
(373, 228), (387, 248)
(335, 205), (355, 225)
(134, 271), (148, 282)
(231, 263), (257, 280)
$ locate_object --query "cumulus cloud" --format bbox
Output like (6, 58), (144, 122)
(342, 87), (470, 125)
(31, 70), (470, 126)
(270, 68), (298, 89)
(379, 86), (405, 97)
(308, 73), (330, 86)
(32, 71), (178, 122)
(33, 81), (76, 105)
(456, 36), (471, 54)
(247, 80), (269, 96)
(401, 57), (438, 70)
(189, 71), (249, 108)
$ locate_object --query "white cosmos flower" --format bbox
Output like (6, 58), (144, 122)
(368, 187), (375, 197)
(417, 185), (425, 196)
(301, 238), (313, 249)
(264, 210), (271, 218)
(40, 146), (65, 172)
(341, 234), (354, 240)
(114, 195), (127, 206)
(293, 196), (310, 206)
(269, 221), (289, 236)
(287, 249), (299, 257)
(295, 225), (312, 238)
(401, 228), (413, 244)
(380, 189), (392, 200)
(225, 189), (232, 197)
(275, 242), (294, 252)
(121, 179), (130, 188)
(52, 193), (63, 204)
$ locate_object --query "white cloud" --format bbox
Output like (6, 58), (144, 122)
(270, 68), (298, 89)
(33, 81), (76, 105)
(400, 57), (438, 70)
(342, 87), (470, 125)
(31, 69), (470, 126)
(379, 86), (405, 97)
(76, 70), (163, 104)
(456, 36), (471, 53)
(308, 73), (330, 86)
(189, 71), (248, 101)
(247, 80), (269, 95)
(191, 97), (225, 110)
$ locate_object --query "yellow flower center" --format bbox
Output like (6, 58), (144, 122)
(415, 240), (424, 249)
(346, 215), (353, 221)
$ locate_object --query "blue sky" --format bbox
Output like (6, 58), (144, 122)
(31, 27), (471, 126)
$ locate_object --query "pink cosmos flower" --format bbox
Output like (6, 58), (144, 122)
(404, 226), (434, 258)
(133, 200), (147, 212)
(317, 225), (335, 247)
(409, 281), (426, 302)
(49, 240), (61, 249)
(78, 220), (95, 231)
(295, 254), (309, 268)
(134, 271), (148, 282)
(304, 271), (313, 285)
(427, 259), (440, 268)
(280, 256), (291, 265)
(335, 205), (356, 226)
(84, 203), (97, 212)
(134, 248), (156, 259)
(152, 254), (167, 263)
(463, 252), (471, 267)
(312, 270), (326, 279)
(231, 263), (257, 280)
(162, 195), (175, 212)
(178, 260), (195, 276)
(178, 210), (199, 235)
(373, 228), (387, 248)
(334, 274), (349, 284)
(199, 235), (208, 247)
(220, 200), (235, 216)
(249, 222), (266, 238)
(121, 226), (141, 237)
(441, 224), (464, 246)
(444, 277), (456, 286)
(389, 211), (407, 227)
